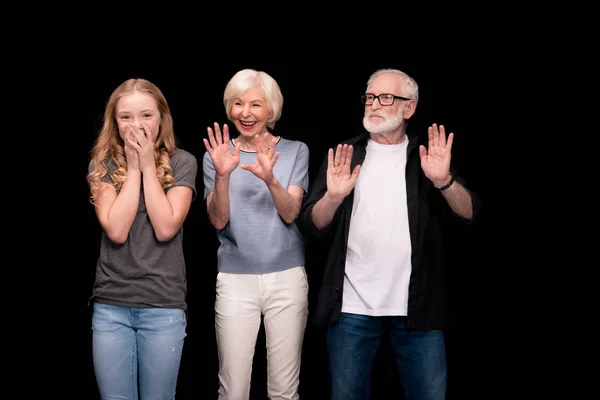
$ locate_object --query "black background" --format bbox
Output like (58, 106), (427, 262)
(36, 55), (505, 398)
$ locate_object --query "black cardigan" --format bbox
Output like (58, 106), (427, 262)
(296, 132), (481, 330)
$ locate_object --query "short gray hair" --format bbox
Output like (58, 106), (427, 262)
(223, 69), (284, 129)
(367, 68), (419, 103)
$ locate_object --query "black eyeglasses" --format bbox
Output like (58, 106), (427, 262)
(361, 93), (412, 106)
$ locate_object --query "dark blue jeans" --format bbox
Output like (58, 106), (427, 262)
(327, 313), (446, 400)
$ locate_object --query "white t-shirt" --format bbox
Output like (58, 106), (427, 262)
(342, 138), (412, 316)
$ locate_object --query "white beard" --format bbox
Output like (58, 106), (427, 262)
(363, 109), (405, 134)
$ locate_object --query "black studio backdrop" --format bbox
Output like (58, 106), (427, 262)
(52, 60), (493, 399)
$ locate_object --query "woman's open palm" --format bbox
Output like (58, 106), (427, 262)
(240, 133), (280, 184)
(204, 123), (240, 177)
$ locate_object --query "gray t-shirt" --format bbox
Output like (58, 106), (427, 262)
(203, 137), (309, 274)
(89, 149), (197, 311)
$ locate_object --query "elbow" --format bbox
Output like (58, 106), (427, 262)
(461, 197), (477, 221)
(212, 221), (227, 231)
(463, 191), (480, 222)
(463, 209), (474, 221)
(156, 233), (176, 242)
(282, 205), (301, 225)
(155, 227), (178, 242)
(455, 206), (474, 222)
(106, 230), (128, 245)
(283, 215), (297, 224)
(209, 213), (229, 230)
(207, 209), (229, 231)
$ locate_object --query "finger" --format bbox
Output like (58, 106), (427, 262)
(268, 136), (277, 156)
(124, 126), (134, 142)
(203, 138), (212, 153)
(128, 137), (141, 150)
(260, 132), (270, 155)
(142, 122), (153, 140)
(134, 125), (144, 138)
(351, 164), (361, 181)
(445, 132), (454, 152)
(268, 140), (275, 156)
(240, 163), (251, 171)
(419, 144), (427, 159)
(233, 139), (241, 157)
(272, 152), (280, 165)
(334, 144), (343, 168)
(339, 144), (347, 167)
(207, 126), (218, 149)
(214, 122), (223, 144)
(222, 124), (230, 145)
(132, 128), (144, 142)
(327, 148), (334, 171)
(438, 125), (446, 148)
(428, 125), (433, 146)
(345, 145), (354, 168)
(431, 123), (439, 147)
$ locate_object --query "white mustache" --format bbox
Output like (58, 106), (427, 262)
(367, 112), (385, 118)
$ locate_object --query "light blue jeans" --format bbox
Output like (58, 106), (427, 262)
(92, 302), (187, 400)
(327, 313), (446, 400)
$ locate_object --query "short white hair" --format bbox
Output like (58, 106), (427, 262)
(367, 68), (419, 103)
(223, 69), (284, 129)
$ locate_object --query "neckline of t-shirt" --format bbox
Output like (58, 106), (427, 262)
(232, 136), (282, 153)
(367, 137), (409, 151)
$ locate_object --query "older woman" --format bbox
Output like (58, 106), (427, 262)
(203, 69), (309, 400)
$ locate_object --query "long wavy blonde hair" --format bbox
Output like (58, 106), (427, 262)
(87, 78), (177, 204)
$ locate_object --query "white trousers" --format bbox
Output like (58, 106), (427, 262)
(215, 266), (309, 400)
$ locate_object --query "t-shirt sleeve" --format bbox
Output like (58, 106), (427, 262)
(170, 150), (198, 200)
(88, 159), (114, 184)
(202, 151), (216, 200)
(290, 141), (309, 193)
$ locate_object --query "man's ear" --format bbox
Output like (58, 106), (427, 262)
(404, 100), (417, 119)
